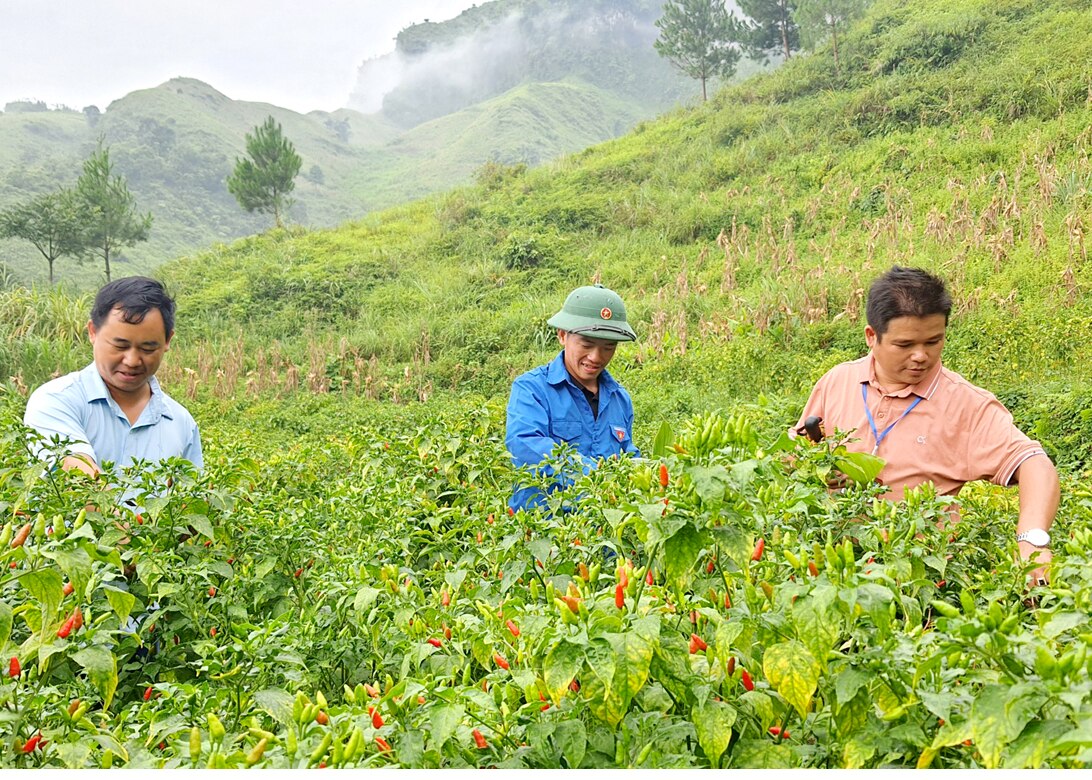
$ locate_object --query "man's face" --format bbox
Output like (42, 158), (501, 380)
(88, 306), (172, 402)
(558, 330), (618, 389)
(865, 313), (946, 390)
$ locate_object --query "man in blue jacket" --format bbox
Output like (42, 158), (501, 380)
(506, 284), (639, 511)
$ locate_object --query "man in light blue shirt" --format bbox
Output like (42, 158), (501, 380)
(506, 284), (638, 511)
(24, 276), (202, 475)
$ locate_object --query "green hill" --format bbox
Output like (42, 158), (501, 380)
(0, 0), (710, 287)
(5, 0), (1091, 467)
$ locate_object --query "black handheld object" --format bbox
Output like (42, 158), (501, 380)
(801, 416), (825, 443)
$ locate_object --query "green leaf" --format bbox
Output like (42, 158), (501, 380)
(605, 622), (656, 708)
(353, 587), (381, 613)
(762, 640), (820, 718)
(584, 638), (616, 689)
(642, 505), (688, 547)
(584, 670), (626, 726)
(730, 738), (794, 768)
(19, 569), (63, 637)
(184, 513), (215, 540)
(553, 719), (587, 769)
(843, 737), (876, 769)
(104, 587), (136, 626)
(429, 703), (464, 750)
(651, 420), (674, 459)
(834, 451), (885, 484)
(970, 684), (1045, 768)
(791, 583), (841, 669)
(0, 600), (11, 649)
(71, 646), (118, 710)
(688, 465), (730, 502)
(42, 547), (92, 597)
(693, 698), (737, 766)
(255, 558), (276, 579)
(664, 523), (706, 590)
(254, 688), (295, 726)
(1004, 720), (1071, 769)
(544, 641), (585, 704)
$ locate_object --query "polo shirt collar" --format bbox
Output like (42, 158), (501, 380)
(80, 362), (172, 422)
(859, 355), (943, 400)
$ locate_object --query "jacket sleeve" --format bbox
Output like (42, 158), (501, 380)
(505, 377), (594, 478)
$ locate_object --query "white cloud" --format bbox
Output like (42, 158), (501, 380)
(0, 0), (476, 113)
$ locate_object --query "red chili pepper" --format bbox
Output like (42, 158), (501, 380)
(209, 627), (218, 637)
(143, 686), (154, 701)
(769, 726), (790, 739)
(471, 729), (489, 749)
(135, 514), (144, 525)
(364, 683), (380, 698)
(506, 620), (520, 638)
(372, 709), (384, 729)
(375, 736), (392, 753)
(507, 507), (514, 517)
(578, 562), (589, 581)
(68, 699), (81, 716)
(706, 558), (716, 573)
(57, 614), (75, 639)
(294, 567), (303, 578)
(63, 581), (74, 596)
(493, 653), (510, 670)
(208, 587), (216, 598)
(724, 592), (732, 609)
(315, 710), (329, 725)
(615, 583), (625, 609)
(22, 733), (43, 753)
(726, 656), (736, 675)
(427, 637), (443, 648)
(11, 523), (32, 548)
(689, 633), (708, 654)
(569, 679), (580, 693)
(443, 623), (452, 640)
(646, 569), (654, 586)
(9, 656), (20, 678)
(741, 669), (755, 691)
(752, 538), (765, 561)
(476, 532), (483, 545)
(487, 513), (495, 525)
(659, 463), (669, 488)
(808, 560), (819, 577)
(441, 589), (451, 607)
(72, 609), (83, 631)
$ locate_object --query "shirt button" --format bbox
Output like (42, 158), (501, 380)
(877, 412), (886, 419)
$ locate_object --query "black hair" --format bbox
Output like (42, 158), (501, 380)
(90, 276), (175, 338)
(866, 266), (952, 338)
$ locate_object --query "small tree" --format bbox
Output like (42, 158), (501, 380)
(654, 0), (743, 102)
(75, 145), (152, 282)
(735, 0), (800, 62)
(0, 189), (86, 284)
(227, 116), (302, 229)
(794, 0), (868, 73)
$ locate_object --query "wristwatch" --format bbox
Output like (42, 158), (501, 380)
(1016, 528), (1051, 547)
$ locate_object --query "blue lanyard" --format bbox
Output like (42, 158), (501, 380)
(861, 383), (922, 455)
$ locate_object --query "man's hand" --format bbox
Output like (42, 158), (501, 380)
(62, 454), (100, 478)
(1019, 541), (1052, 587)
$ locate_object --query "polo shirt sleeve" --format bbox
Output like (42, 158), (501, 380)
(619, 389), (640, 457)
(961, 394), (1045, 487)
(23, 384), (97, 463)
(183, 420), (204, 470)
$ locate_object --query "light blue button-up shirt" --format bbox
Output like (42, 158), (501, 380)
(505, 351), (638, 511)
(23, 363), (202, 470)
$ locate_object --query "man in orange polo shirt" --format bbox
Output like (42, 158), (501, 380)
(793, 266), (1058, 584)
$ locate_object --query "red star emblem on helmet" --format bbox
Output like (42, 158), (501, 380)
(600, 307), (613, 320)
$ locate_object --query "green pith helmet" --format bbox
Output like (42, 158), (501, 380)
(547, 284), (637, 342)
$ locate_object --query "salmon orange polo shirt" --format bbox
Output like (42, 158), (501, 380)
(794, 355), (1045, 501)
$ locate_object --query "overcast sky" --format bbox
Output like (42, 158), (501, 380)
(1, 0), (477, 114)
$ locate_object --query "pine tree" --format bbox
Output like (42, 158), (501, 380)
(227, 116), (302, 229)
(735, 0), (800, 62)
(654, 0), (743, 102)
(0, 189), (86, 284)
(75, 145), (152, 283)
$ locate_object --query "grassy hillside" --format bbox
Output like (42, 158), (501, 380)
(4, 0), (1092, 467)
(0, 0), (718, 288)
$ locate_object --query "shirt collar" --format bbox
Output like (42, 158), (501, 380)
(547, 350), (617, 395)
(859, 355), (943, 400)
(80, 362), (172, 420)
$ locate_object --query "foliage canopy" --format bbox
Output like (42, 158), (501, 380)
(227, 116), (303, 229)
